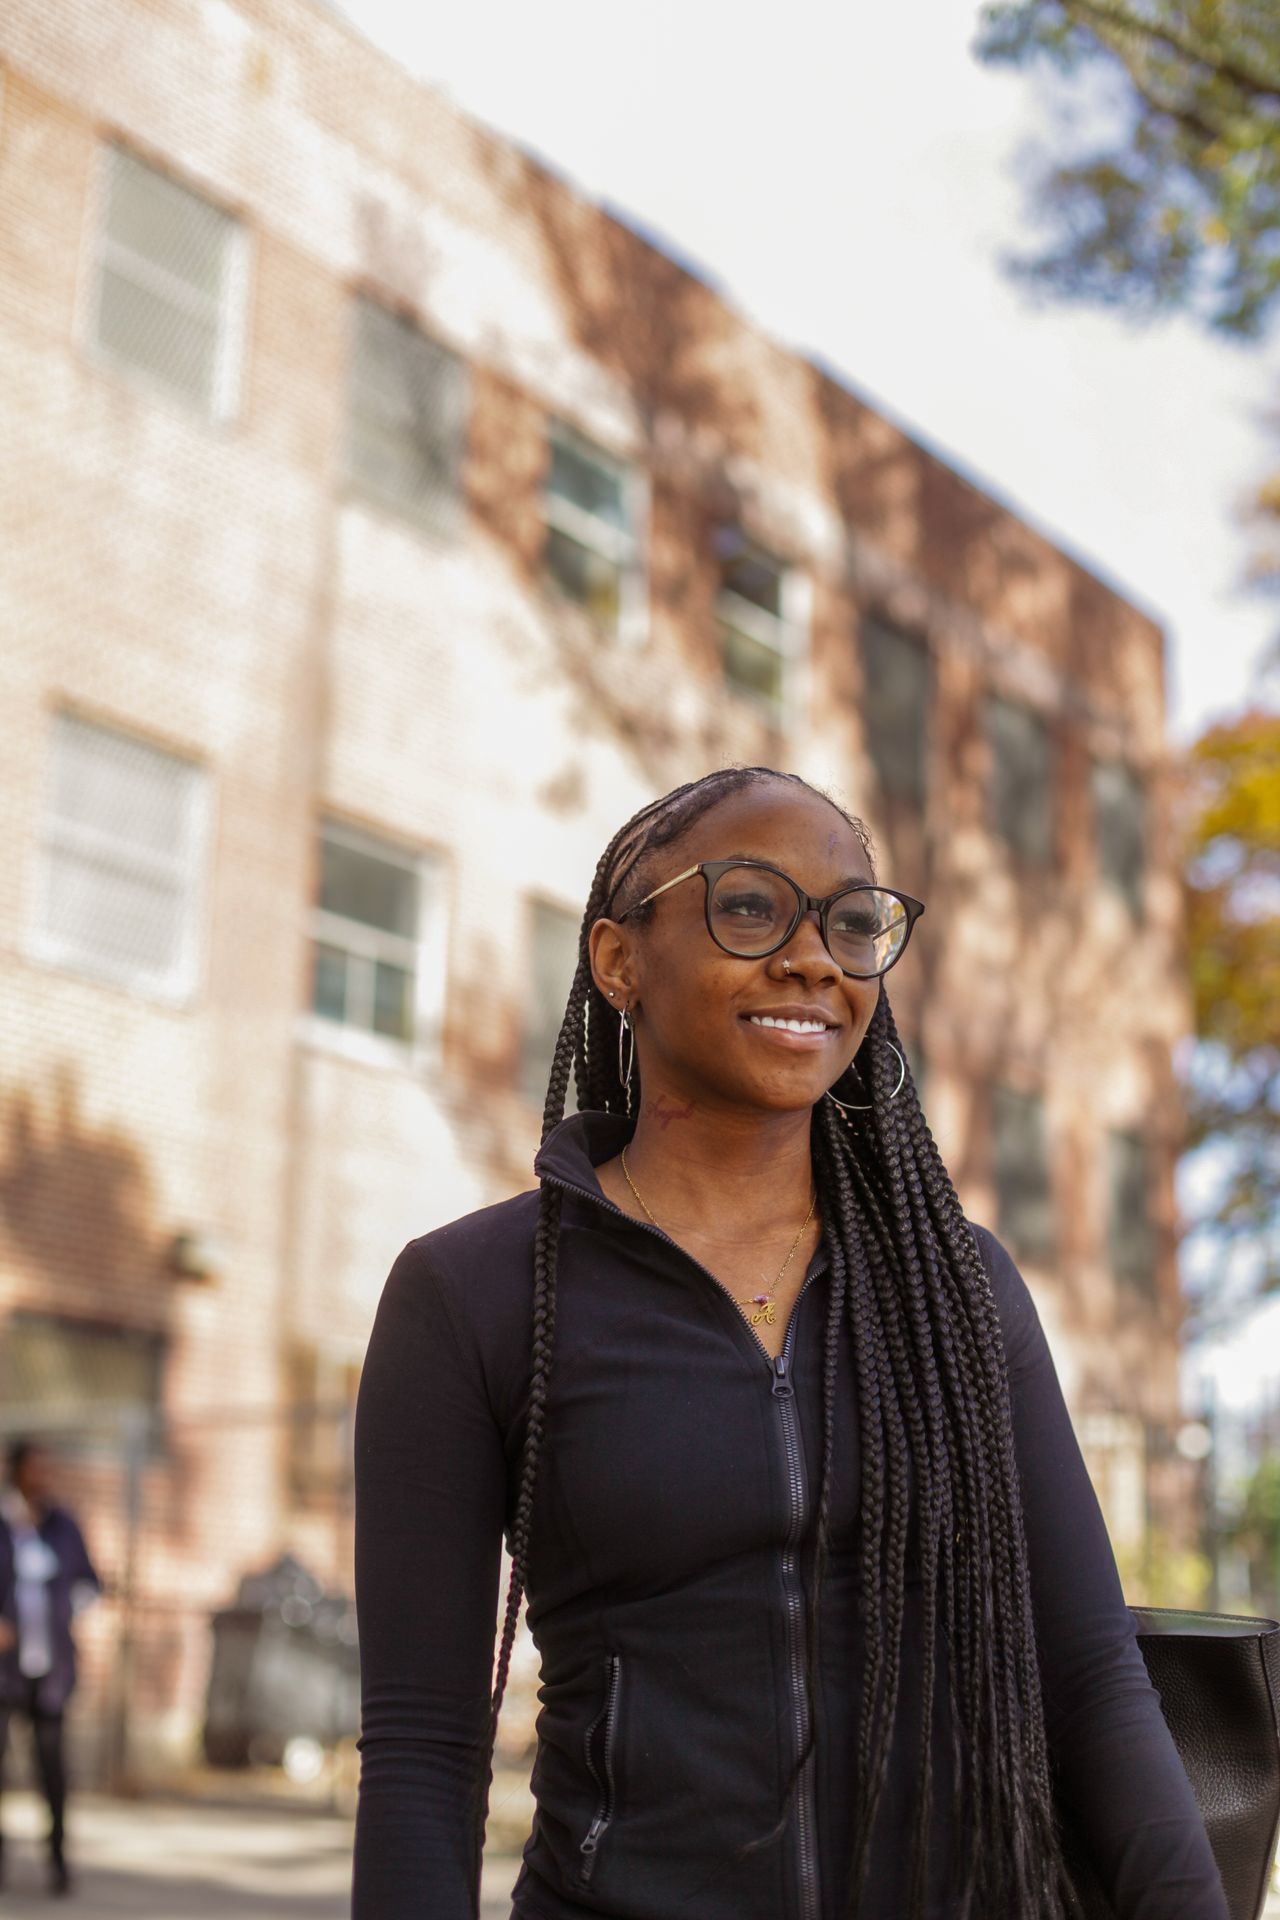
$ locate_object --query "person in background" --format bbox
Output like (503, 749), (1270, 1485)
(0, 1439), (102, 1896)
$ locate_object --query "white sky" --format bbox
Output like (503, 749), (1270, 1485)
(338, 0), (1280, 749)
(335, 0), (1280, 1412)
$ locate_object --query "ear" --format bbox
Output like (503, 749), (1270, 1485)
(588, 916), (634, 1005)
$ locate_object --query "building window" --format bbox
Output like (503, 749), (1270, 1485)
(345, 295), (467, 534)
(90, 144), (245, 418)
(0, 1314), (166, 1455)
(988, 695), (1054, 865)
(1107, 1129), (1155, 1294)
(715, 529), (803, 726)
(861, 618), (930, 804)
(993, 1085), (1055, 1263)
(543, 426), (644, 641)
(1092, 758), (1146, 919)
(310, 822), (443, 1052)
(34, 713), (210, 999)
(521, 900), (581, 1103)
(285, 1342), (359, 1501)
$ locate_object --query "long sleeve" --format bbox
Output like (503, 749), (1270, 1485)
(973, 1224), (1230, 1920)
(352, 1239), (507, 1920)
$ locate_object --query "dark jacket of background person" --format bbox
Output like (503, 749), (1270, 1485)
(0, 1502), (100, 1717)
(352, 1107), (1228, 1920)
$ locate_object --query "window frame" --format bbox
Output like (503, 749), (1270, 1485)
(343, 292), (469, 538)
(1091, 755), (1147, 921)
(284, 1339), (361, 1503)
(714, 529), (809, 730)
(987, 692), (1055, 866)
(1106, 1126), (1157, 1296)
(81, 140), (250, 423)
(542, 420), (648, 647)
(28, 710), (213, 1005)
(519, 893), (583, 1105)
(0, 1311), (169, 1459)
(992, 1083), (1056, 1266)
(299, 817), (448, 1074)
(859, 615), (931, 805)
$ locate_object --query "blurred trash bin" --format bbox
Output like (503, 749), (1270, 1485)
(203, 1551), (360, 1767)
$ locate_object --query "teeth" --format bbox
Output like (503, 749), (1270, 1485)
(749, 1016), (829, 1033)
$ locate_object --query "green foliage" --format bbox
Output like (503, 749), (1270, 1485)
(973, 2), (1280, 337)
(1113, 1523), (1213, 1607)
(1222, 1452), (1280, 1611)
(1173, 706), (1280, 1330)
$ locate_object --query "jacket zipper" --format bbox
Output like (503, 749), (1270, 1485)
(544, 1168), (824, 1918)
(579, 1652), (622, 1881)
(772, 1287), (821, 1920)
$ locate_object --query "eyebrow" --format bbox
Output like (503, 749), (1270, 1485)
(722, 852), (872, 889)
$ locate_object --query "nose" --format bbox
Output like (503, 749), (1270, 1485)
(777, 908), (842, 980)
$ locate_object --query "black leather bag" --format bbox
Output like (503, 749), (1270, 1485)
(1060, 1606), (1280, 1920)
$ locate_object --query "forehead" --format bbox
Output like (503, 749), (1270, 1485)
(689, 784), (873, 886)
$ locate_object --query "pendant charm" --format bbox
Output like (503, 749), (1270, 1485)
(748, 1293), (776, 1326)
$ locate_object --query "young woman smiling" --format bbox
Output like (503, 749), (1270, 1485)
(352, 765), (1226, 1920)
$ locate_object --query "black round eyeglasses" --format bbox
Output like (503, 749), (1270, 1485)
(614, 858), (925, 980)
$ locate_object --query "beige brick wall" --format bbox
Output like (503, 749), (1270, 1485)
(1, 0), (1196, 1768)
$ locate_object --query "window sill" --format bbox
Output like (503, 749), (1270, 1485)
(22, 935), (200, 1011)
(294, 1012), (441, 1078)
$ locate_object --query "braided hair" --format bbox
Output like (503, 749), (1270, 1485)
(470, 764), (1074, 1918)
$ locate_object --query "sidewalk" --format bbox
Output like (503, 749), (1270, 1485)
(0, 1789), (1275, 1917)
(0, 1792), (521, 1918)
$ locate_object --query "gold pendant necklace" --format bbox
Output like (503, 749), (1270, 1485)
(619, 1147), (817, 1325)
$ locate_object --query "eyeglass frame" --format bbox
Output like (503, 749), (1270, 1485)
(612, 858), (926, 980)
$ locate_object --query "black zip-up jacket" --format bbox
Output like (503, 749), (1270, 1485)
(352, 1107), (1228, 1920)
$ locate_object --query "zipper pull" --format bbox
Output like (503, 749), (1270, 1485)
(771, 1353), (794, 1399)
(580, 1814), (607, 1856)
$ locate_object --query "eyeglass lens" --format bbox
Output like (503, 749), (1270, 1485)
(707, 866), (909, 975)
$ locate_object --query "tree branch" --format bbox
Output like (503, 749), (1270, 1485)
(1063, 0), (1280, 111)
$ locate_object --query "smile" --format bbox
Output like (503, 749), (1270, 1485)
(742, 1015), (837, 1046)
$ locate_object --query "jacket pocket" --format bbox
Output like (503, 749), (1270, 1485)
(578, 1652), (622, 1884)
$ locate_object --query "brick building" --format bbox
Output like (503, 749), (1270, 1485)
(1, 0), (1196, 1770)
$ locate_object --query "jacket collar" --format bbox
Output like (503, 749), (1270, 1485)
(531, 1110), (830, 1286)
(532, 1107), (637, 1201)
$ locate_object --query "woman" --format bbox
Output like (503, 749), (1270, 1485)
(0, 1438), (101, 1896)
(352, 765), (1227, 1920)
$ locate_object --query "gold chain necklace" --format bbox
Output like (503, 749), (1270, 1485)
(619, 1147), (817, 1328)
